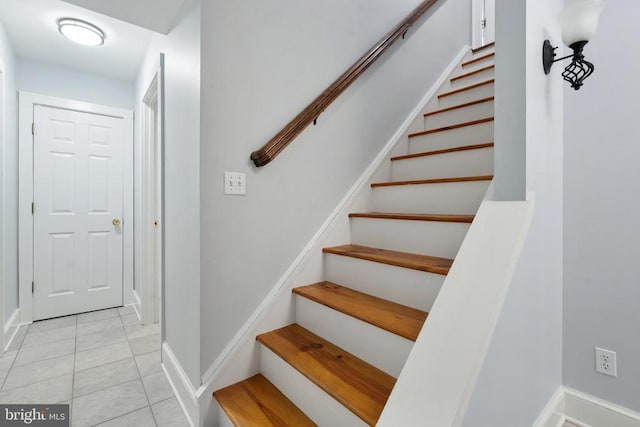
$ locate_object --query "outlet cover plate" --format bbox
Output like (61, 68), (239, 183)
(595, 347), (617, 377)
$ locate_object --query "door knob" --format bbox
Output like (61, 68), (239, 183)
(112, 218), (121, 226)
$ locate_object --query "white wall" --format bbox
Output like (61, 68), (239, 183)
(564, 1), (640, 413)
(463, 0), (564, 424)
(134, 0), (201, 387)
(16, 58), (133, 110)
(199, 0), (471, 376)
(0, 19), (17, 323)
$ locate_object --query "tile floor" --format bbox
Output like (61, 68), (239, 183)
(0, 306), (188, 427)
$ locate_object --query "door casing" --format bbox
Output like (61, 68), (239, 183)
(18, 92), (134, 323)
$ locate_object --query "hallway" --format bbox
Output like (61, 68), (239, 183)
(0, 307), (187, 426)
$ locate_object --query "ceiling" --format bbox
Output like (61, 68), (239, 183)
(0, 0), (184, 81)
(60, 0), (187, 35)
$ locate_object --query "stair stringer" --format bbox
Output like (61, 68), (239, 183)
(377, 184), (535, 427)
(198, 45), (470, 427)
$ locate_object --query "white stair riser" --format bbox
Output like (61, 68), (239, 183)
(324, 253), (445, 311)
(371, 180), (490, 215)
(392, 147), (494, 181)
(470, 47), (495, 58)
(424, 100), (494, 130)
(350, 217), (469, 259)
(295, 297), (412, 377)
(260, 346), (367, 427)
(461, 56), (495, 70)
(438, 82), (494, 109)
(409, 121), (493, 154)
(450, 67), (495, 90)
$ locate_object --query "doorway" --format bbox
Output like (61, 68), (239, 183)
(18, 93), (134, 322)
(472, 0), (495, 48)
(140, 63), (164, 327)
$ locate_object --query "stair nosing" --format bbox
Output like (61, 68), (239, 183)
(462, 52), (495, 67)
(348, 212), (475, 223)
(322, 244), (453, 275)
(371, 175), (493, 188)
(450, 64), (495, 82)
(293, 281), (428, 341)
(408, 117), (494, 138)
(438, 79), (494, 99)
(257, 324), (395, 426)
(423, 97), (494, 118)
(391, 142), (494, 161)
(471, 41), (495, 53)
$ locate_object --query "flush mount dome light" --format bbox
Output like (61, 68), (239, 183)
(58, 18), (105, 46)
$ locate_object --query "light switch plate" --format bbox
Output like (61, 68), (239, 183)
(224, 172), (246, 195)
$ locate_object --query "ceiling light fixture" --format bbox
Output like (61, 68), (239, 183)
(58, 18), (105, 47)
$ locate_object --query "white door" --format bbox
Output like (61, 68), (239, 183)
(472, 0), (495, 48)
(33, 105), (125, 320)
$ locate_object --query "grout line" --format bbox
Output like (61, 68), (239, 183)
(70, 315), (78, 422)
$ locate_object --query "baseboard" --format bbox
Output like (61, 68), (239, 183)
(194, 44), (471, 426)
(535, 387), (640, 427)
(3, 308), (20, 352)
(161, 342), (199, 427)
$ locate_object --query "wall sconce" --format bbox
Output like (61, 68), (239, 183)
(542, 0), (605, 90)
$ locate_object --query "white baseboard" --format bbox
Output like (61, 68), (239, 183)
(535, 387), (640, 427)
(194, 44), (471, 427)
(161, 342), (199, 427)
(3, 308), (20, 352)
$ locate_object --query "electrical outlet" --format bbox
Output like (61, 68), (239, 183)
(224, 172), (246, 195)
(595, 347), (617, 377)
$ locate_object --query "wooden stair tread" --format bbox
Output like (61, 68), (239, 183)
(391, 142), (494, 161)
(462, 52), (495, 67)
(438, 79), (494, 99)
(408, 117), (494, 138)
(423, 97), (494, 118)
(294, 281), (428, 341)
(349, 212), (475, 223)
(323, 244), (453, 275)
(257, 324), (395, 426)
(371, 175), (493, 188)
(471, 41), (495, 53)
(214, 374), (316, 427)
(451, 64), (495, 82)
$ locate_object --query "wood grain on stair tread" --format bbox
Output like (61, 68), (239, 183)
(438, 79), (494, 99)
(451, 64), (495, 82)
(371, 175), (493, 188)
(391, 142), (494, 161)
(322, 244), (453, 275)
(408, 117), (494, 138)
(462, 52), (495, 67)
(423, 97), (494, 118)
(293, 282), (428, 341)
(471, 41), (495, 53)
(213, 374), (316, 427)
(257, 324), (395, 426)
(349, 212), (475, 223)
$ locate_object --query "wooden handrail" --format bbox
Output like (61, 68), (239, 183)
(251, 0), (440, 167)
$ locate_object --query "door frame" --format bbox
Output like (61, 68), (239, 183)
(18, 92), (134, 323)
(140, 58), (164, 327)
(472, 0), (494, 48)
(0, 59), (5, 355)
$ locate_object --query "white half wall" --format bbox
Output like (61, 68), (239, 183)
(15, 58), (134, 110)
(563, 0), (640, 413)
(199, 0), (472, 380)
(462, 0), (564, 424)
(134, 0), (201, 389)
(0, 18), (18, 325)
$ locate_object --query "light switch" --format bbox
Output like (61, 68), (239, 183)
(224, 172), (246, 195)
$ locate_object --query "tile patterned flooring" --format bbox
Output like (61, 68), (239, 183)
(0, 306), (188, 427)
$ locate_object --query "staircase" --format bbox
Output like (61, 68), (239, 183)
(214, 42), (495, 427)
